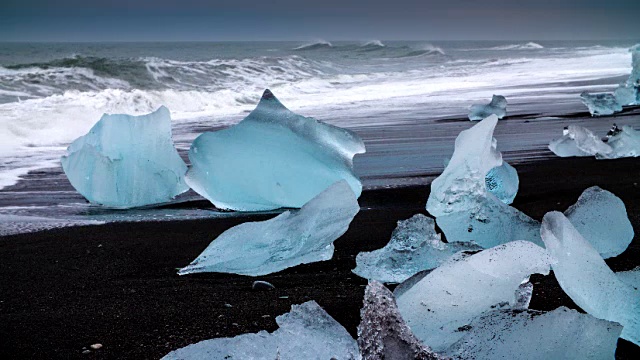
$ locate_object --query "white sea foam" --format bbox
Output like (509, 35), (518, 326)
(489, 42), (545, 50)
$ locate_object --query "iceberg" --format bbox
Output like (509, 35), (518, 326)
(185, 89), (365, 211)
(598, 124), (640, 159)
(396, 241), (553, 351)
(548, 125), (613, 157)
(426, 115), (541, 248)
(60, 106), (188, 208)
(580, 92), (622, 116)
(564, 186), (634, 258)
(162, 301), (359, 360)
(352, 214), (481, 283)
(540, 211), (640, 346)
(468, 95), (507, 121)
(443, 307), (622, 360)
(358, 281), (444, 360)
(178, 181), (359, 276)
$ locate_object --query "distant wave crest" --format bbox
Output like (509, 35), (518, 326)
(361, 40), (385, 48)
(293, 40), (333, 50)
(488, 42), (544, 50)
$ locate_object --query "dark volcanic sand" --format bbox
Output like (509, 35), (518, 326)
(1, 157), (639, 359)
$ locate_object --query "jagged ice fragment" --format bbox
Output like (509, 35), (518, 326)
(598, 125), (640, 159)
(468, 95), (507, 121)
(580, 92), (622, 116)
(548, 125), (613, 158)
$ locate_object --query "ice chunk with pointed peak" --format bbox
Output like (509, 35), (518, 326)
(598, 125), (640, 159)
(548, 125), (612, 157)
(564, 186), (633, 258)
(485, 161), (519, 204)
(468, 95), (507, 121)
(427, 115), (541, 248)
(580, 92), (622, 116)
(617, 267), (640, 291)
(358, 281), (444, 360)
(61, 106), (188, 208)
(178, 181), (359, 276)
(185, 89), (365, 211)
(443, 307), (622, 360)
(162, 301), (359, 360)
(396, 241), (553, 351)
(352, 214), (481, 283)
(540, 211), (640, 346)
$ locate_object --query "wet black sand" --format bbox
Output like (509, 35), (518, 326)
(1, 157), (639, 359)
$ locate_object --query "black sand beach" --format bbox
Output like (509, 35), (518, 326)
(1, 156), (639, 359)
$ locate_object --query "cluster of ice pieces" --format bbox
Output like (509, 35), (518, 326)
(61, 107), (189, 208)
(178, 181), (359, 276)
(580, 44), (639, 115)
(549, 124), (640, 159)
(468, 95), (507, 121)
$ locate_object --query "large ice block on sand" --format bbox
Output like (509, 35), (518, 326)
(580, 92), (622, 116)
(358, 281), (444, 360)
(541, 212), (640, 346)
(564, 186), (633, 258)
(61, 106), (188, 208)
(162, 301), (359, 360)
(468, 95), (507, 121)
(598, 125), (640, 159)
(426, 115), (541, 248)
(185, 89), (365, 211)
(178, 181), (359, 276)
(396, 241), (553, 351)
(548, 125), (612, 158)
(444, 307), (622, 360)
(352, 214), (481, 283)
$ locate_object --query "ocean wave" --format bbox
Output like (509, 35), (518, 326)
(395, 44), (446, 58)
(488, 42), (545, 50)
(293, 40), (333, 51)
(361, 40), (385, 49)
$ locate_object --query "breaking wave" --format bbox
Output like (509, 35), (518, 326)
(396, 44), (446, 58)
(488, 42), (545, 50)
(293, 40), (333, 51)
(361, 40), (385, 49)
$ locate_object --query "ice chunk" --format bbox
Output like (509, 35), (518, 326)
(443, 307), (622, 360)
(358, 281), (444, 360)
(352, 214), (481, 283)
(426, 115), (541, 248)
(548, 125), (612, 158)
(185, 89), (365, 211)
(580, 92), (622, 116)
(629, 44), (640, 90)
(178, 181), (359, 276)
(60, 106), (188, 208)
(485, 161), (519, 205)
(598, 125), (640, 159)
(162, 301), (359, 360)
(513, 281), (534, 310)
(617, 267), (640, 291)
(540, 211), (640, 346)
(468, 95), (507, 121)
(615, 84), (637, 106)
(396, 241), (553, 351)
(564, 186), (634, 258)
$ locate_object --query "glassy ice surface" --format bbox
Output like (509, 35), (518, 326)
(396, 241), (553, 352)
(60, 106), (188, 208)
(443, 307), (622, 360)
(468, 95), (507, 121)
(615, 85), (637, 106)
(580, 92), (622, 116)
(598, 125), (640, 159)
(185, 89), (365, 211)
(485, 161), (519, 205)
(564, 186), (634, 259)
(352, 214), (481, 283)
(426, 115), (541, 248)
(617, 267), (640, 291)
(162, 301), (359, 360)
(548, 125), (612, 157)
(513, 282), (534, 310)
(540, 211), (640, 346)
(358, 281), (443, 360)
(178, 181), (359, 276)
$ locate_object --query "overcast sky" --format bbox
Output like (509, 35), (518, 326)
(2, 0), (639, 41)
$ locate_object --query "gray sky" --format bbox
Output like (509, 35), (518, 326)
(2, 0), (639, 41)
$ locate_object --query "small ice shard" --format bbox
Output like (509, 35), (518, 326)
(540, 211), (640, 346)
(185, 89), (365, 211)
(61, 106), (188, 208)
(485, 161), (519, 205)
(564, 186), (634, 258)
(162, 301), (359, 360)
(352, 214), (481, 284)
(358, 281), (444, 360)
(396, 241), (553, 351)
(513, 281), (534, 310)
(598, 124), (640, 159)
(427, 115), (542, 248)
(468, 95), (507, 121)
(579, 91), (622, 116)
(548, 125), (613, 157)
(252, 281), (275, 291)
(617, 267), (640, 291)
(443, 307), (622, 360)
(178, 181), (359, 276)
